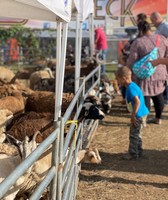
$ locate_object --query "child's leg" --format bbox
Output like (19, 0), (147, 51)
(129, 118), (143, 159)
(138, 132), (143, 157)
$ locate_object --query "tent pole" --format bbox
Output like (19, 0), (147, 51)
(89, 13), (94, 58)
(75, 13), (80, 93)
(57, 22), (68, 117)
(75, 0), (83, 93)
(54, 21), (62, 122)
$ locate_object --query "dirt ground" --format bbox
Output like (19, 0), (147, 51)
(76, 95), (168, 200)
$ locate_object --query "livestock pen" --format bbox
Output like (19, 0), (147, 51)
(0, 65), (102, 200)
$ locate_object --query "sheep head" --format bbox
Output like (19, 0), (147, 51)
(76, 148), (101, 164)
(6, 131), (40, 159)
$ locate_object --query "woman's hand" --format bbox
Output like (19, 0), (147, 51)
(150, 60), (159, 66)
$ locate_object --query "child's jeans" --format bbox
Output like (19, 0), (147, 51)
(129, 117), (143, 159)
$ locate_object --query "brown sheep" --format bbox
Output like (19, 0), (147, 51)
(0, 84), (18, 98)
(65, 59), (98, 77)
(25, 91), (55, 113)
(0, 83), (27, 98)
(25, 91), (74, 114)
(0, 92), (27, 114)
(6, 111), (54, 143)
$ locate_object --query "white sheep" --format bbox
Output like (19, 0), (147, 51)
(0, 133), (39, 200)
(0, 142), (101, 199)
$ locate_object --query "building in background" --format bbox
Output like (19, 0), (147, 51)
(0, 0), (167, 63)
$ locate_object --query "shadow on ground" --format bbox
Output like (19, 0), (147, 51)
(80, 149), (168, 177)
(79, 173), (168, 189)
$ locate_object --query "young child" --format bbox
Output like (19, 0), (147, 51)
(115, 66), (149, 160)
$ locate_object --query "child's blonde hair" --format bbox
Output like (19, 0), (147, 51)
(115, 66), (132, 78)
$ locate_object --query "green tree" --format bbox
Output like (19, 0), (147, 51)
(0, 25), (41, 63)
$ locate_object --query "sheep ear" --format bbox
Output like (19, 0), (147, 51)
(31, 131), (41, 150)
(6, 134), (23, 158)
(88, 150), (96, 157)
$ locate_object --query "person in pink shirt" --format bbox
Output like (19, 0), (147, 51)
(94, 27), (108, 74)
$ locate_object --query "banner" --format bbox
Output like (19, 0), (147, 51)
(94, 0), (167, 27)
(0, 0), (167, 29)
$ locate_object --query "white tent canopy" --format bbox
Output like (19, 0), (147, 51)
(73, 0), (94, 92)
(0, 0), (73, 121)
(74, 0), (94, 21)
(0, 0), (95, 118)
(0, 0), (72, 22)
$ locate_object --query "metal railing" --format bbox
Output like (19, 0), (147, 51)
(0, 127), (60, 200)
(0, 64), (101, 200)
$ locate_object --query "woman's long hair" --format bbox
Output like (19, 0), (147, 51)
(137, 20), (151, 36)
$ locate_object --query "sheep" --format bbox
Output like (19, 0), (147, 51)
(0, 84), (18, 98)
(28, 58), (98, 93)
(0, 66), (15, 84)
(0, 142), (18, 155)
(5, 107), (104, 144)
(5, 90), (105, 145)
(47, 58), (57, 70)
(0, 109), (13, 143)
(0, 81), (33, 99)
(76, 147), (101, 164)
(16, 146), (102, 199)
(0, 133), (39, 200)
(0, 92), (27, 114)
(6, 111), (54, 143)
(0, 137), (101, 199)
(76, 95), (105, 121)
(0, 154), (23, 200)
(100, 74), (120, 95)
(25, 91), (55, 113)
(29, 68), (54, 90)
(64, 59), (98, 78)
(33, 59), (48, 68)
(6, 97), (105, 144)
(111, 79), (120, 94)
(25, 91), (74, 114)
(100, 92), (113, 114)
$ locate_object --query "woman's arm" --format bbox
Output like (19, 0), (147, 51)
(150, 58), (168, 66)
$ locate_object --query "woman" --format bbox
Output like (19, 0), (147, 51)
(136, 13), (147, 23)
(127, 21), (168, 125)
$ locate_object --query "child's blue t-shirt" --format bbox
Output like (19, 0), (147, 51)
(126, 82), (149, 118)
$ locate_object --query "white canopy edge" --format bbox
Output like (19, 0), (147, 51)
(74, 0), (94, 21)
(0, 0), (72, 22)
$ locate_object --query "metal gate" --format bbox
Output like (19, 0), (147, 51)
(0, 65), (101, 200)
